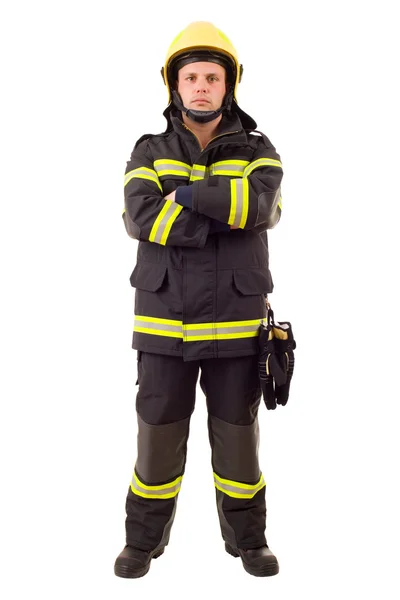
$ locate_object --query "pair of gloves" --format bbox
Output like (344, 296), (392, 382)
(258, 304), (296, 410)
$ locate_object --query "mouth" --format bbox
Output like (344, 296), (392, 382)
(192, 98), (210, 104)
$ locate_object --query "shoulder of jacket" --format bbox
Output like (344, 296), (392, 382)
(133, 131), (174, 150)
(246, 129), (275, 150)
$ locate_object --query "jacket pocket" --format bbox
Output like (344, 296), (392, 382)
(233, 268), (273, 295)
(130, 262), (167, 291)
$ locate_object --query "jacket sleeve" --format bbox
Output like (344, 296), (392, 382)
(191, 136), (283, 231)
(122, 139), (210, 247)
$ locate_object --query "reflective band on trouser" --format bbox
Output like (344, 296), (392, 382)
(124, 167), (163, 192)
(229, 178), (249, 228)
(183, 319), (264, 341)
(190, 164), (207, 181)
(278, 195), (283, 210)
(131, 471), (182, 499)
(149, 200), (183, 245)
(214, 473), (266, 499)
(154, 159), (191, 178)
(243, 158), (283, 178)
(134, 317), (266, 340)
(209, 160), (249, 177)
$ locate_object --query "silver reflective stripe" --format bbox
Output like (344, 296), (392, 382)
(134, 318), (265, 340)
(229, 178), (249, 229)
(190, 168), (206, 180)
(214, 474), (266, 499)
(154, 160), (191, 178)
(184, 324), (260, 339)
(124, 168), (162, 191)
(211, 163), (247, 176)
(131, 473), (182, 499)
(233, 179), (244, 228)
(149, 201), (183, 245)
(135, 318), (183, 336)
(155, 164), (190, 177)
(154, 203), (181, 244)
(243, 158), (283, 178)
(190, 164), (207, 181)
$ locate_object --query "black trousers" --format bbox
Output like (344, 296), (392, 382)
(124, 352), (268, 551)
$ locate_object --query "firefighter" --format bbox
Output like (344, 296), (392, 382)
(114, 21), (284, 578)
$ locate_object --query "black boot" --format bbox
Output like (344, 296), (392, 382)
(114, 545), (165, 579)
(225, 543), (279, 577)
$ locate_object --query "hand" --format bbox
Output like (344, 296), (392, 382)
(164, 190), (176, 202)
(230, 225), (239, 229)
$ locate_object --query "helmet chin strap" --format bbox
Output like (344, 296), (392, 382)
(171, 90), (233, 124)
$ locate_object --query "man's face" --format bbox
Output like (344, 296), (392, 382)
(177, 62), (227, 112)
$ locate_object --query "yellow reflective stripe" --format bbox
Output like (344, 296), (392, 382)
(184, 319), (263, 329)
(134, 315), (183, 339)
(158, 169), (190, 177)
(133, 472), (182, 491)
(135, 316), (182, 326)
(154, 159), (192, 169)
(133, 318), (266, 340)
(209, 160), (249, 177)
(191, 164), (206, 172)
(278, 196), (282, 210)
(125, 167), (163, 192)
(154, 159), (191, 178)
(190, 164), (207, 181)
(160, 204), (183, 245)
(134, 327), (183, 338)
(214, 473), (264, 490)
(243, 158), (282, 178)
(149, 202), (172, 242)
(184, 331), (260, 341)
(228, 178), (237, 225)
(211, 160), (250, 167)
(148, 200), (183, 245)
(214, 473), (266, 499)
(131, 472), (182, 499)
(183, 318), (264, 341)
(229, 179), (248, 228)
(214, 484), (264, 499)
(214, 170), (242, 176)
(239, 177), (249, 228)
(131, 489), (179, 499)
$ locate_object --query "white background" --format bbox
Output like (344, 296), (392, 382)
(1, 0), (399, 598)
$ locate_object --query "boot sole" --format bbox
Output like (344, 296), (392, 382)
(225, 543), (279, 577)
(114, 548), (164, 579)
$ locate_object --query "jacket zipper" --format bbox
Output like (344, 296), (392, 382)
(182, 123), (240, 359)
(183, 123), (240, 152)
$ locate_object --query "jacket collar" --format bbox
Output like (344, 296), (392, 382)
(163, 100), (257, 138)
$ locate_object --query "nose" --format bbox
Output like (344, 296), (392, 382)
(195, 77), (209, 94)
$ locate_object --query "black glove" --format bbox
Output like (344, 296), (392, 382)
(258, 307), (296, 410)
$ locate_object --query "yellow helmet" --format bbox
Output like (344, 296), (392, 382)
(161, 21), (243, 105)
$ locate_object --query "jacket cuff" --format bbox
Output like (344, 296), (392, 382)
(175, 186), (193, 209)
(209, 219), (231, 234)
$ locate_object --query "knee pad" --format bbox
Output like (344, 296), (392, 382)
(131, 413), (190, 499)
(208, 415), (265, 498)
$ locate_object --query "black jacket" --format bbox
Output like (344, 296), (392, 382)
(123, 109), (283, 361)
